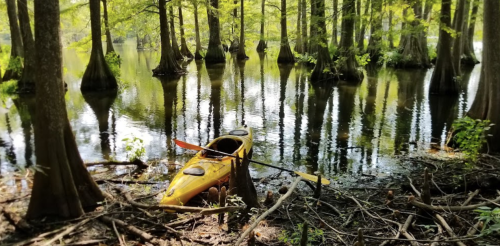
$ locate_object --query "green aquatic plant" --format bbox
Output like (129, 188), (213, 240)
(449, 116), (494, 166)
(122, 136), (146, 161)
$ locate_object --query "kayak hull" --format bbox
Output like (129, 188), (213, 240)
(160, 127), (253, 207)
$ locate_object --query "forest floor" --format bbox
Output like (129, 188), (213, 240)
(1, 151), (500, 246)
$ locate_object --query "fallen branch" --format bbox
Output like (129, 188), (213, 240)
(101, 216), (164, 246)
(462, 189), (480, 206)
(400, 215), (418, 246)
(85, 159), (148, 168)
(466, 221), (483, 237)
(96, 179), (163, 185)
(0, 205), (31, 232)
(235, 177), (302, 246)
(410, 193), (500, 212)
(407, 177), (421, 197)
(434, 214), (466, 246)
(165, 215), (201, 228)
(41, 216), (100, 246)
(0, 194), (30, 203)
(112, 221), (126, 246)
(116, 187), (242, 215)
(305, 197), (342, 217)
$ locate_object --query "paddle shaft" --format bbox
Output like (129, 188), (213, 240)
(198, 145), (296, 174)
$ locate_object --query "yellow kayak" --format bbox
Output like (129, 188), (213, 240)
(160, 126), (253, 207)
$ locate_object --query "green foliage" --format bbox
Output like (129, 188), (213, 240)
(428, 45), (437, 62)
(379, 50), (403, 67)
(122, 136), (146, 161)
(355, 53), (370, 67)
(294, 53), (317, 64)
(278, 223), (324, 245)
(450, 117), (494, 165)
(0, 80), (18, 95)
(105, 52), (122, 79)
(6, 56), (24, 76)
(474, 206), (500, 235)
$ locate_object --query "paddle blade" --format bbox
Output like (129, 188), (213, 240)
(294, 171), (331, 185)
(174, 139), (204, 151)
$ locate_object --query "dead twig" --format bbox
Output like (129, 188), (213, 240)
(462, 189), (480, 206)
(407, 177), (421, 197)
(112, 221), (126, 246)
(410, 193), (500, 212)
(101, 216), (164, 245)
(434, 214), (466, 246)
(165, 215), (201, 228)
(401, 215), (418, 246)
(85, 159), (148, 168)
(41, 215), (102, 246)
(0, 206), (31, 232)
(235, 177), (302, 246)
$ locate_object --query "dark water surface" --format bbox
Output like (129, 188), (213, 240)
(0, 41), (481, 180)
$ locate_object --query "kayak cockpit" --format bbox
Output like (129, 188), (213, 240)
(203, 138), (243, 158)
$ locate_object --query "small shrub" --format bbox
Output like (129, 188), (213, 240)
(105, 52), (121, 79)
(379, 50), (403, 67)
(0, 80), (18, 95)
(278, 223), (324, 245)
(449, 117), (494, 166)
(355, 53), (371, 67)
(122, 136), (146, 161)
(474, 206), (500, 235)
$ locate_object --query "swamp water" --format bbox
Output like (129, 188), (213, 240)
(0, 41), (481, 184)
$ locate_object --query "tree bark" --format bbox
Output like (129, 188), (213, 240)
(461, 0), (479, 65)
(388, 0), (394, 49)
(367, 0), (383, 64)
(311, 0), (334, 81)
(256, 0), (267, 52)
(236, 0), (247, 60)
(179, 5), (193, 60)
(301, 0), (308, 53)
(308, 0), (318, 55)
(452, 0), (466, 75)
(17, 0), (36, 93)
(81, 0), (117, 92)
(2, 0), (24, 82)
(193, 2), (203, 60)
(466, 0), (500, 152)
(294, 0), (303, 54)
(396, 0), (431, 68)
(102, 0), (115, 55)
(277, 0), (295, 64)
(153, 0), (183, 76)
(205, 0), (226, 64)
(169, 5), (184, 61)
(357, 0), (370, 52)
(355, 0), (361, 42)
(27, 0), (104, 219)
(331, 0), (338, 47)
(429, 0), (458, 95)
(338, 0), (363, 82)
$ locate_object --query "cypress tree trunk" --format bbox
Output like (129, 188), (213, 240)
(357, 0), (370, 52)
(3, 0), (24, 82)
(338, 0), (363, 82)
(193, 2), (203, 60)
(399, 7), (408, 48)
(277, 0), (295, 64)
(461, 0), (479, 65)
(367, 0), (383, 64)
(256, 0), (267, 52)
(466, 0), (500, 152)
(301, 0), (308, 53)
(452, 0), (466, 75)
(331, 0), (338, 47)
(429, 0), (458, 95)
(229, 0), (239, 53)
(17, 0), (36, 93)
(102, 0), (115, 55)
(179, 5), (193, 60)
(355, 0), (361, 42)
(396, 0), (430, 68)
(309, 0), (318, 55)
(81, 0), (117, 92)
(294, 0), (303, 54)
(153, 0), (183, 75)
(388, 0), (394, 49)
(169, 5), (184, 61)
(27, 0), (104, 219)
(311, 0), (334, 81)
(236, 0), (247, 60)
(205, 0), (226, 64)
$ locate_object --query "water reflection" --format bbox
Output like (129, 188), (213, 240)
(0, 42), (483, 180)
(82, 90), (118, 160)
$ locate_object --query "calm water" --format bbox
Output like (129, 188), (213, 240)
(0, 41), (481, 180)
